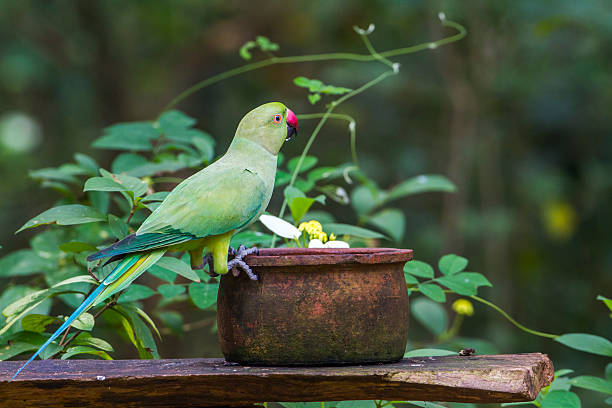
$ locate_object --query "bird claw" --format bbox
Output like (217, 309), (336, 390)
(227, 245), (259, 281)
(197, 254), (218, 278)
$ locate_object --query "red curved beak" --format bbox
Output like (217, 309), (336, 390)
(286, 108), (298, 141)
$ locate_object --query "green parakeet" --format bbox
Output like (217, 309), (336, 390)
(10, 102), (298, 380)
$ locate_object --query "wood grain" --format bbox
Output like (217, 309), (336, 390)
(0, 354), (553, 407)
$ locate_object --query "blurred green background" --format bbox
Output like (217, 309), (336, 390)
(0, 0), (610, 401)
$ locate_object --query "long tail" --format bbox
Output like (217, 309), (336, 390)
(10, 249), (166, 381)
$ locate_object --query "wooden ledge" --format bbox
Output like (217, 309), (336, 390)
(0, 353), (553, 407)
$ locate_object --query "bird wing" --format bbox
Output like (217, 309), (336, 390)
(139, 165), (269, 237)
(87, 165), (268, 262)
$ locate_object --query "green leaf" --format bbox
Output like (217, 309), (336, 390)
(555, 369), (575, 378)
(29, 167), (79, 184)
(322, 223), (386, 240)
(541, 390), (581, 408)
(16, 205), (106, 233)
(70, 312), (94, 331)
(255, 36), (279, 52)
(366, 208), (405, 242)
(61, 346), (112, 360)
(404, 348), (456, 357)
(0, 332), (62, 361)
(72, 332), (114, 352)
(239, 40), (256, 60)
(418, 283), (446, 303)
(148, 265), (177, 283)
(85, 171), (147, 197)
(0, 249), (50, 277)
(108, 214), (129, 240)
(308, 93), (321, 105)
(0, 276), (96, 336)
(284, 186), (325, 224)
(0, 341), (39, 361)
(386, 174), (457, 202)
(111, 153), (148, 174)
(607, 363), (612, 381)
(404, 272), (419, 285)
(191, 133), (215, 162)
(155, 257), (200, 282)
(288, 156), (318, 174)
(437, 272), (492, 296)
(157, 284), (186, 299)
(555, 333), (612, 357)
(189, 282), (219, 309)
(74, 153), (99, 175)
(118, 284), (156, 303)
(141, 192), (170, 202)
(113, 305), (159, 359)
(411, 297), (448, 335)
(89, 191), (110, 213)
(319, 84), (352, 95)
(93, 122), (159, 151)
(21, 314), (58, 332)
(404, 260), (434, 279)
(158, 110), (196, 133)
(570, 376), (612, 395)
(59, 241), (98, 253)
(438, 254), (468, 275)
(230, 230), (275, 248)
(123, 304), (161, 339)
(598, 295), (612, 315)
(275, 170), (291, 186)
(292, 76), (349, 95)
(351, 185), (382, 215)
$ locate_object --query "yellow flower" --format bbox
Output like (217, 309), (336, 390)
(298, 220), (324, 238)
(329, 233), (336, 241)
(452, 299), (474, 316)
(543, 201), (576, 241)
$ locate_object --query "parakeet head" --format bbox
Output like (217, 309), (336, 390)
(235, 102), (298, 155)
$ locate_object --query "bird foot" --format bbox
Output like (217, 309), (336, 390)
(194, 254), (219, 278)
(227, 245), (259, 281)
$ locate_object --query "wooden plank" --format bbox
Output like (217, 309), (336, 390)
(0, 353), (553, 407)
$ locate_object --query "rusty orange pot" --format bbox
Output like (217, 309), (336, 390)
(217, 247), (413, 365)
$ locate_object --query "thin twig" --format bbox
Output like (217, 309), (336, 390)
(162, 19), (466, 112)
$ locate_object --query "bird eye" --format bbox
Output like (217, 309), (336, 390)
(273, 114), (282, 123)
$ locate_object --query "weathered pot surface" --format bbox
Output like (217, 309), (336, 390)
(217, 247), (412, 366)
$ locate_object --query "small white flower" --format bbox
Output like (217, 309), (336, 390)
(438, 12), (446, 22)
(308, 239), (325, 248)
(353, 24), (375, 36)
(324, 240), (350, 248)
(336, 187), (349, 204)
(259, 214), (301, 239)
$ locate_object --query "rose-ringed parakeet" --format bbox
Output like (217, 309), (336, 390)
(10, 102), (298, 380)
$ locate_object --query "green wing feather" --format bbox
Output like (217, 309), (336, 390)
(138, 165), (268, 238)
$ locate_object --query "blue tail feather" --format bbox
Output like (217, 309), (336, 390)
(9, 283), (106, 381)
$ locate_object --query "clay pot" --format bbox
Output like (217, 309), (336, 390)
(217, 247), (413, 365)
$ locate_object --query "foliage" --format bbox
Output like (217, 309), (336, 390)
(0, 8), (610, 408)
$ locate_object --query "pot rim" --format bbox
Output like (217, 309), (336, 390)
(243, 247), (413, 267)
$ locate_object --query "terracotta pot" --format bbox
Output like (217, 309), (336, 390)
(217, 247), (413, 365)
